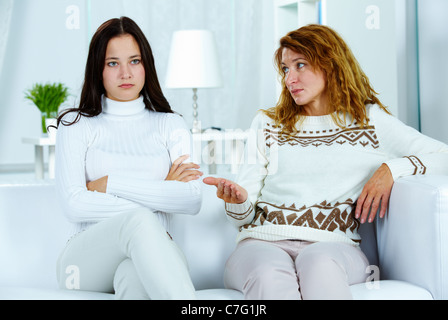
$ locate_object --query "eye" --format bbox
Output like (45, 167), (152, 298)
(297, 62), (305, 69)
(130, 59), (141, 65)
(107, 61), (118, 67)
(282, 66), (289, 73)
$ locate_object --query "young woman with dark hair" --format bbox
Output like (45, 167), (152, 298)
(204, 24), (448, 300)
(55, 17), (201, 299)
(58, 16), (172, 125)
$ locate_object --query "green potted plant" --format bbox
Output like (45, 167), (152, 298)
(24, 82), (69, 134)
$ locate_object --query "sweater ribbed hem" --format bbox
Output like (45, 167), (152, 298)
(236, 225), (360, 247)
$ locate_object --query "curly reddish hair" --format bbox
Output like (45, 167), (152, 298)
(264, 24), (389, 133)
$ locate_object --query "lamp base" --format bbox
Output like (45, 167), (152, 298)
(192, 120), (202, 133)
(191, 88), (202, 133)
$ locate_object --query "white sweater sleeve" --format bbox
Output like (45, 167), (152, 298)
(105, 113), (202, 215)
(55, 113), (142, 223)
(225, 112), (269, 227)
(370, 105), (448, 180)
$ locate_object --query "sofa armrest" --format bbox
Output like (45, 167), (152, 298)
(376, 175), (448, 299)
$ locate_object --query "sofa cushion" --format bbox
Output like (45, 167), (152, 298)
(0, 182), (72, 289)
(0, 286), (243, 300)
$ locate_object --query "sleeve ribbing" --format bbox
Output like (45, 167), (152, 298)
(55, 114), (141, 224)
(105, 113), (201, 215)
(370, 105), (448, 180)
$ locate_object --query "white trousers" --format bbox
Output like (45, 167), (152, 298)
(56, 208), (196, 300)
(224, 238), (369, 300)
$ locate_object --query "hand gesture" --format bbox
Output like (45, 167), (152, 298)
(165, 154), (203, 182)
(355, 163), (394, 223)
(203, 177), (248, 204)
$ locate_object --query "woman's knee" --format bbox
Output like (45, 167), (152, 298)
(120, 209), (165, 237)
(116, 209), (171, 253)
(236, 260), (300, 300)
(114, 259), (149, 300)
(224, 240), (300, 299)
(295, 242), (364, 299)
(296, 242), (346, 275)
(296, 242), (368, 279)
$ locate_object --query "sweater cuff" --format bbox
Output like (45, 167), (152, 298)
(105, 173), (123, 196)
(225, 198), (253, 220)
(385, 156), (427, 181)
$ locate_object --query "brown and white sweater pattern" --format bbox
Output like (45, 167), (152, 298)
(225, 105), (448, 246)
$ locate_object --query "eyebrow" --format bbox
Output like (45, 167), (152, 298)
(281, 57), (306, 65)
(105, 54), (141, 61)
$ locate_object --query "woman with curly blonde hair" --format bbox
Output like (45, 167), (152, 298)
(267, 24), (389, 132)
(204, 24), (448, 299)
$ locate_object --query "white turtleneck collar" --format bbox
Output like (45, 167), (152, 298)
(102, 95), (146, 116)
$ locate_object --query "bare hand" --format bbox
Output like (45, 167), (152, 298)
(165, 154), (202, 182)
(203, 176), (248, 204)
(87, 176), (108, 193)
(355, 164), (394, 223)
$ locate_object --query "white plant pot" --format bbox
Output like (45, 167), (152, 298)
(45, 118), (57, 142)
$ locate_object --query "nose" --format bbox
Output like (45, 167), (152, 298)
(120, 64), (132, 79)
(285, 69), (298, 87)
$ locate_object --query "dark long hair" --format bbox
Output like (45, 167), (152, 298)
(57, 16), (172, 127)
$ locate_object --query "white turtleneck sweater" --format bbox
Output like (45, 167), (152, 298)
(55, 96), (201, 237)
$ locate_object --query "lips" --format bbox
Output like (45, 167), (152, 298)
(119, 84), (134, 89)
(290, 88), (303, 95)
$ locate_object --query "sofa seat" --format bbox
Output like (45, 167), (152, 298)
(1, 174), (447, 300)
(0, 286), (246, 300)
(0, 280), (432, 300)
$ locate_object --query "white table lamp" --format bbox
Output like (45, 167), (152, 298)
(165, 30), (222, 133)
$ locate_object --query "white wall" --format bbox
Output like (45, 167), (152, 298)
(0, 0), (89, 169)
(418, 0), (448, 144)
(0, 0), (277, 170)
(323, 0), (447, 144)
(1, 0), (446, 171)
(323, 0), (419, 129)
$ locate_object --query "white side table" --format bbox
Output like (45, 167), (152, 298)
(22, 137), (56, 179)
(192, 130), (249, 174)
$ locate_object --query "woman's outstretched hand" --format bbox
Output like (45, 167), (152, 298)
(355, 163), (394, 223)
(165, 154), (203, 182)
(203, 177), (248, 204)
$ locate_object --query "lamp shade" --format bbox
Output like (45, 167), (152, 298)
(165, 30), (222, 89)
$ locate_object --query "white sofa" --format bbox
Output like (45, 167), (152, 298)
(0, 173), (447, 300)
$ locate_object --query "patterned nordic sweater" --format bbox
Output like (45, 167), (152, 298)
(225, 104), (448, 246)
